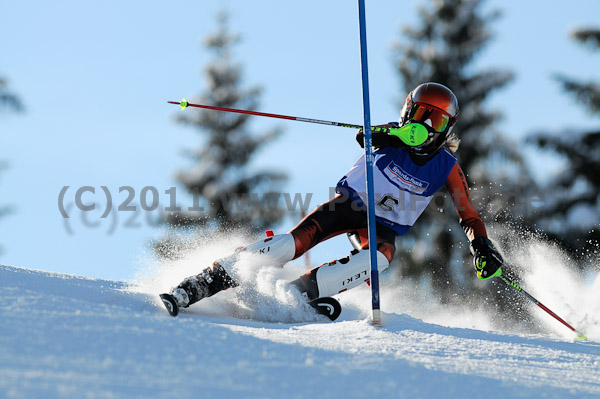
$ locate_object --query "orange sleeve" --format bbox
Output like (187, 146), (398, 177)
(445, 163), (487, 242)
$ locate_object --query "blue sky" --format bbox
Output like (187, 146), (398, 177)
(1, 1), (599, 281)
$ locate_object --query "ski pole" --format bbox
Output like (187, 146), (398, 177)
(498, 272), (586, 340)
(167, 99), (431, 147)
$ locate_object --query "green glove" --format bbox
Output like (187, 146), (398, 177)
(470, 237), (503, 280)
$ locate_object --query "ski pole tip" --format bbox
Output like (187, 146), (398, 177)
(167, 99), (188, 110)
(575, 332), (587, 340)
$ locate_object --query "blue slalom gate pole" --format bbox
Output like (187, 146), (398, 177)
(357, 0), (381, 326)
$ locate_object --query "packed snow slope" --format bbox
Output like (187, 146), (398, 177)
(1, 259), (599, 399)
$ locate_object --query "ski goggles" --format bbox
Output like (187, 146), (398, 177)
(408, 103), (454, 133)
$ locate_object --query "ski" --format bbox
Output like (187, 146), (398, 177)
(308, 297), (342, 321)
(159, 293), (179, 317)
(159, 292), (341, 322)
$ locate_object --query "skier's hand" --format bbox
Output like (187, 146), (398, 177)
(355, 124), (399, 148)
(470, 236), (503, 280)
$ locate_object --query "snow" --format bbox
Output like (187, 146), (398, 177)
(1, 234), (599, 398)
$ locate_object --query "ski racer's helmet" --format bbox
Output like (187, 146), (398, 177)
(399, 82), (459, 157)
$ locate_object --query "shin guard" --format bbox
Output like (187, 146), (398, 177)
(243, 233), (296, 264)
(217, 233), (297, 276)
(292, 250), (390, 300)
(315, 250), (389, 298)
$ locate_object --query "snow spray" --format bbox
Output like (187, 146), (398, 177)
(129, 225), (599, 340)
(129, 229), (325, 323)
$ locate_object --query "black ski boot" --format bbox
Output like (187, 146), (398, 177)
(171, 262), (238, 308)
(290, 267), (320, 301)
(290, 268), (341, 321)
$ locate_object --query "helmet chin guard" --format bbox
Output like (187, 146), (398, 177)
(389, 123), (431, 147)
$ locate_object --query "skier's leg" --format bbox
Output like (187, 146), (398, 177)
(172, 192), (384, 308)
(288, 194), (397, 299)
(171, 233), (297, 308)
(290, 242), (394, 300)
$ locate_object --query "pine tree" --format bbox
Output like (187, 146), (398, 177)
(393, 0), (535, 312)
(0, 78), (23, 112)
(158, 12), (287, 256)
(527, 27), (600, 256)
(0, 76), (23, 254)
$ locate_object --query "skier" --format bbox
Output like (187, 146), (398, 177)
(164, 82), (504, 316)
